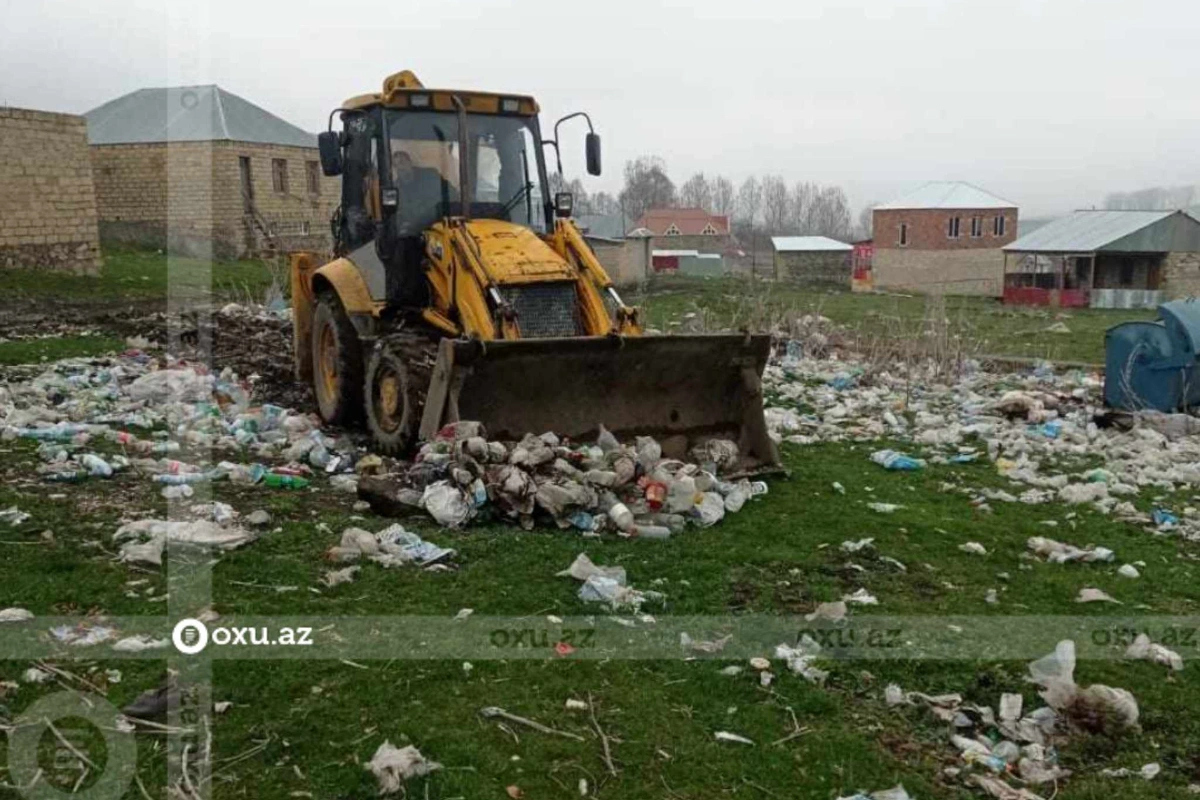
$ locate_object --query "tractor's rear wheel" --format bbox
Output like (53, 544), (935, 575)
(311, 290), (363, 425)
(364, 333), (437, 455)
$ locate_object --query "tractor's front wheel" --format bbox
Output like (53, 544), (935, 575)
(364, 334), (436, 455)
(311, 290), (363, 425)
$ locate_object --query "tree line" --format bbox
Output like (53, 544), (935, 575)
(601, 156), (860, 243)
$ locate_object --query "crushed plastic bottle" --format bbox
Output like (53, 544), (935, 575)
(870, 449), (925, 471)
(80, 454), (114, 477)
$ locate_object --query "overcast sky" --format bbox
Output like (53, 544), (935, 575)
(3, 0), (1198, 217)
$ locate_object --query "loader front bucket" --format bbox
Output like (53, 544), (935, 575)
(418, 334), (782, 472)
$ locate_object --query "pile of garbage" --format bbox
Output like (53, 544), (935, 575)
(358, 421), (767, 534)
(886, 640), (1143, 799)
(0, 350), (371, 497)
(764, 344), (1200, 538)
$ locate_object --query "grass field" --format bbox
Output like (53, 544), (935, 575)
(635, 275), (1155, 365)
(0, 246), (279, 304)
(0, 256), (1196, 798)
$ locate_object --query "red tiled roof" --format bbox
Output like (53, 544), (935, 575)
(635, 207), (730, 236)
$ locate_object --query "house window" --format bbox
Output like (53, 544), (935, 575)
(970, 217), (983, 238)
(993, 215), (1006, 236)
(271, 158), (288, 193)
(305, 161), (320, 195)
(700, 222), (718, 235)
(663, 223), (682, 236)
(947, 216), (961, 238)
(898, 223), (909, 247)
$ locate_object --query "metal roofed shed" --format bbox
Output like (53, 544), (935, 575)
(772, 236), (853, 287)
(874, 181), (1017, 211)
(1002, 210), (1200, 309)
(1105, 299), (1200, 411)
(85, 85), (317, 147)
(771, 236), (853, 252)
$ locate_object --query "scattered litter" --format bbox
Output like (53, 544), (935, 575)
(111, 635), (169, 652)
(320, 566), (360, 588)
(843, 588), (878, 606)
(805, 601), (848, 623)
(22, 667), (52, 684)
(364, 741), (441, 795)
(1125, 634), (1183, 671)
(113, 519), (257, 567)
(713, 731), (754, 745)
(840, 538), (874, 553)
(1117, 564), (1140, 578)
(564, 698), (588, 712)
(870, 449), (924, 471)
(0, 506), (31, 526)
(559, 553), (661, 611)
(867, 503), (902, 514)
(0, 607), (34, 623)
(959, 542), (988, 556)
(326, 524), (454, 569)
(1026, 537), (1113, 564)
(836, 787), (913, 800)
(775, 635), (828, 684)
(1075, 588), (1120, 604)
(214, 701), (233, 714)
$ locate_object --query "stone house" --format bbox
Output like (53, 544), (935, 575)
(632, 207), (732, 255)
(85, 85), (339, 259)
(771, 236), (852, 286)
(1003, 209), (1200, 308)
(0, 108), (101, 273)
(871, 181), (1018, 296)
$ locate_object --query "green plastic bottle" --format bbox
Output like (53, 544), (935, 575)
(261, 473), (310, 489)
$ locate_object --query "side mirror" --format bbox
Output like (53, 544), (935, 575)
(555, 192), (574, 218)
(317, 131), (343, 176)
(585, 132), (601, 176)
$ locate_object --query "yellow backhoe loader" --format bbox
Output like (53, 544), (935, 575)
(291, 70), (779, 470)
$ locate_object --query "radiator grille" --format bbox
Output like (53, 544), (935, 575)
(501, 283), (583, 338)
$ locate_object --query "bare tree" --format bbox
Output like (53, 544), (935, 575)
(789, 181), (817, 234)
(711, 176), (735, 217)
(619, 156), (676, 222)
(807, 186), (853, 240)
(761, 175), (790, 234)
(679, 172), (713, 211)
(736, 176), (763, 269)
(591, 191), (621, 217)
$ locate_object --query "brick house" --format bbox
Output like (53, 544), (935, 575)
(85, 85), (339, 259)
(871, 181), (1018, 296)
(0, 108), (101, 273)
(772, 236), (852, 286)
(632, 207), (732, 256)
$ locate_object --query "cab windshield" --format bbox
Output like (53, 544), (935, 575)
(384, 109), (548, 235)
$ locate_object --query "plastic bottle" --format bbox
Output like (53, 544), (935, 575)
(44, 470), (89, 483)
(608, 502), (635, 532)
(645, 512), (687, 534)
(870, 449), (925, 471)
(261, 473), (310, 489)
(154, 472), (212, 485)
(633, 524), (671, 540)
(80, 454), (113, 477)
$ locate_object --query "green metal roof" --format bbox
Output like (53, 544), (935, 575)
(1005, 210), (1200, 254)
